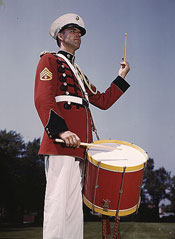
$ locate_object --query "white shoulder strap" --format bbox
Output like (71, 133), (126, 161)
(57, 53), (89, 101)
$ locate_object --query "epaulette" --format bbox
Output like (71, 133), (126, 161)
(40, 51), (57, 57)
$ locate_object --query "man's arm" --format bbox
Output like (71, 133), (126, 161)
(88, 60), (130, 110)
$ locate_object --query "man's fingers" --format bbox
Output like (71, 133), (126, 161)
(59, 131), (80, 148)
(120, 61), (126, 68)
(73, 134), (80, 147)
(66, 135), (80, 148)
(118, 60), (130, 79)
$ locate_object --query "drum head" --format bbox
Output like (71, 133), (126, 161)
(87, 140), (148, 172)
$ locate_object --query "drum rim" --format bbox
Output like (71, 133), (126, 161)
(87, 140), (148, 172)
(83, 195), (140, 217)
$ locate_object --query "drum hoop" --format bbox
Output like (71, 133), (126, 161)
(83, 195), (140, 217)
(87, 140), (148, 173)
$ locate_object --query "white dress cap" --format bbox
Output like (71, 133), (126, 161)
(49, 13), (86, 39)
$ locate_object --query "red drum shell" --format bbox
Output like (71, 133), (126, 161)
(83, 140), (148, 217)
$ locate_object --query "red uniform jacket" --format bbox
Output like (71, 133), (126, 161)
(34, 51), (130, 160)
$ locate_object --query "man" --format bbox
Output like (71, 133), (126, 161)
(34, 13), (130, 239)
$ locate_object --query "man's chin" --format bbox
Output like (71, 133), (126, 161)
(75, 45), (80, 51)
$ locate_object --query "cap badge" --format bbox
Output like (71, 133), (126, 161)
(40, 67), (53, 81)
(76, 16), (79, 21)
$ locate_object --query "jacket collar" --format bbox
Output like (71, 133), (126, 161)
(58, 50), (75, 64)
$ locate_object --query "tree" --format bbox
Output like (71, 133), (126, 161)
(168, 176), (175, 213)
(0, 129), (25, 222)
(142, 158), (171, 220)
(0, 130), (45, 224)
(21, 138), (45, 223)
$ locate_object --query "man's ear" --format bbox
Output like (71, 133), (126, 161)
(58, 32), (63, 42)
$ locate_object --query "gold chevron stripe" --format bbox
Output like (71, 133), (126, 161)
(40, 67), (52, 81)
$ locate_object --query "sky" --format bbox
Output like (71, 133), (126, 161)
(0, 0), (175, 175)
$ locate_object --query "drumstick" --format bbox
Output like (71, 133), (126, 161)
(55, 139), (121, 150)
(123, 33), (127, 62)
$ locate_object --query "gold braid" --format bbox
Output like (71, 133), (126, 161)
(75, 64), (97, 95)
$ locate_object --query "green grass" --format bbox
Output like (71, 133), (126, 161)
(0, 222), (175, 239)
(85, 222), (175, 239)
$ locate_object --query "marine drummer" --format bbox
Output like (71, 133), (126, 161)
(34, 13), (130, 239)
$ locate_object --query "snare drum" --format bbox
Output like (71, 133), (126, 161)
(83, 140), (148, 217)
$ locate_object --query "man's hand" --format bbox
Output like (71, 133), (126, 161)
(118, 59), (130, 79)
(59, 131), (80, 148)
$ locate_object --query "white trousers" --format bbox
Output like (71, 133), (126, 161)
(43, 155), (84, 239)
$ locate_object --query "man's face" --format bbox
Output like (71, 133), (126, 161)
(59, 27), (82, 52)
